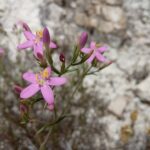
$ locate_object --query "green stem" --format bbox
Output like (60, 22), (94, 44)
(39, 127), (52, 150)
(63, 65), (92, 114)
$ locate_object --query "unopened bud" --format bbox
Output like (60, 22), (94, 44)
(14, 85), (23, 94)
(43, 27), (50, 46)
(36, 53), (47, 68)
(37, 52), (43, 60)
(59, 53), (65, 62)
(78, 32), (88, 48)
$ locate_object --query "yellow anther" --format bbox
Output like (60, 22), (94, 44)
(42, 69), (49, 78)
(36, 30), (43, 38)
(96, 43), (101, 47)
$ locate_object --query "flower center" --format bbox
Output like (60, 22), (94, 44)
(92, 43), (101, 53)
(35, 69), (49, 85)
(35, 74), (45, 85)
(34, 30), (43, 44)
(41, 69), (49, 79)
(96, 43), (101, 48)
(36, 30), (43, 38)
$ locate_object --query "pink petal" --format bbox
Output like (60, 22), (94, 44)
(81, 48), (92, 54)
(17, 21), (32, 32)
(49, 41), (57, 49)
(20, 83), (40, 99)
(40, 85), (54, 105)
(17, 41), (33, 50)
(22, 22), (32, 32)
(90, 41), (96, 49)
(48, 77), (67, 86)
(95, 52), (107, 62)
(87, 53), (95, 63)
(22, 72), (36, 83)
(43, 27), (50, 45)
(33, 42), (43, 57)
(24, 31), (35, 40)
(97, 46), (107, 53)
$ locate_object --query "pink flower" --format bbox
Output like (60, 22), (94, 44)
(81, 41), (107, 63)
(17, 25), (57, 58)
(20, 67), (67, 107)
(0, 48), (4, 56)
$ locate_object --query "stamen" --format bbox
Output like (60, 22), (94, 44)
(35, 73), (45, 85)
(96, 43), (101, 47)
(36, 30), (43, 38)
(42, 69), (49, 79)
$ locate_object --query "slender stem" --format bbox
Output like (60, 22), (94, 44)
(63, 65), (92, 114)
(39, 127), (52, 150)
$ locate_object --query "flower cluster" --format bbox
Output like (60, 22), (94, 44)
(17, 25), (57, 59)
(16, 22), (109, 112)
(0, 21), (111, 147)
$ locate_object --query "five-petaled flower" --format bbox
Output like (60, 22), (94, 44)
(81, 41), (107, 63)
(20, 67), (67, 108)
(17, 24), (57, 58)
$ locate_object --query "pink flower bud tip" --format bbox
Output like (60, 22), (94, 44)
(37, 52), (43, 60)
(43, 27), (50, 45)
(59, 53), (65, 62)
(14, 85), (23, 94)
(79, 32), (88, 48)
(18, 21), (31, 32)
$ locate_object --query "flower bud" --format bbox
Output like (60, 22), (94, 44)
(36, 53), (47, 68)
(59, 53), (65, 63)
(14, 85), (23, 94)
(43, 27), (50, 46)
(37, 52), (43, 60)
(78, 32), (88, 48)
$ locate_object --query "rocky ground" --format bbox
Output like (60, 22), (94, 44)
(0, 0), (150, 149)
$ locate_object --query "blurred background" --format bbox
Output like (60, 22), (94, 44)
(0, 0), (150, 149)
